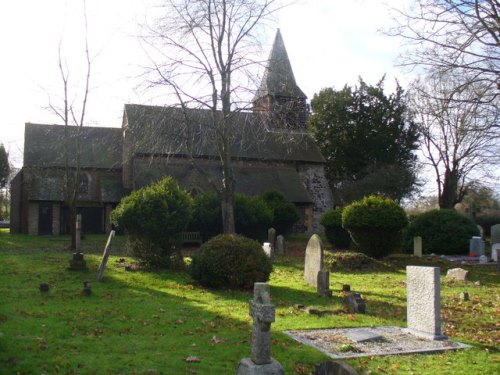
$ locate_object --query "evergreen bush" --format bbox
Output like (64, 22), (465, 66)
(405, 209), (479, 255)
(189, 192), (222, 241)
(320, 207), (351, 248)
(261, 190), (300, 234)
(235, 194), (273, 240)
(111, 177), (192, 267)
(342, 195), (408, 258)
(190, 234), (272, 289)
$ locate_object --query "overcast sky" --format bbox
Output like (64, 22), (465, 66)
(1, 0), (412, 167)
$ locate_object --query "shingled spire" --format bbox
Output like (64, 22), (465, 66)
(253, 29), (308, 130)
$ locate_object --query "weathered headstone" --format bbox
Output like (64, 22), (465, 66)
(413, 236), (422, 257)
(469, 236), (484, 256)
(75, 214), (82, 252)
(97, 230), (115, 282)
(491, 224), (500, 245)
(304, 234), (324, 287)
(82, 281), (91, 296)
(317, 270), (332, 297)
(476, 225), (484, 239)
(276, 235), (285, 256)
(69, 214), (87, 270)
(459, 291), (469, 301)
(491, 243), (500, 262)
(343, 292), (366, 314)
(314, 360), (359, 375)
(236, 283), (284, 375)
(406, 266), (447, 340)
(446, 268), (469, 281)
(262, 243), (273, 259)
(268, 228), (276, 250)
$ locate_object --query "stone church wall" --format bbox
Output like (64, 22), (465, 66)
(297, 163), (333, 234)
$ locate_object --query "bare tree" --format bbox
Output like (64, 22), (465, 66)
(47, 1), (92, 249)
(142, 0), (282, 233)
(409, 72), (500, 209)
(387, 0), (499, 105)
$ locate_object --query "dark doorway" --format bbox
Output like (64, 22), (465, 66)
(38, 202), (53, 235)
(79, 207), (104, 234)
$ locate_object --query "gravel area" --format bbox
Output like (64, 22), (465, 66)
(284, 326), (470, 359)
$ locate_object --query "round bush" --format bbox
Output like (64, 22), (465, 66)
(235, 194), (273, 240)
(111, 177), (192, 266)
(189, 192), (223, 241)
(190, 234), (272, 289)
(261, 191), (300, 234)
(320, 208), (351, 248)
(342, 195), (408, 258)
(405, 209), (479, 255)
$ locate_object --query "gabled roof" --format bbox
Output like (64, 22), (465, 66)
(254, 29), (306, 100)
(24, 123), (122, 169)
(124, 104), (324, 163)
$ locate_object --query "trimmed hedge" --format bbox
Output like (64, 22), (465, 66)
(320, 207), (351, 249)
(405, 209), (479, 255)
(190, 234), (272, 289)
(342, 195), (408, 258)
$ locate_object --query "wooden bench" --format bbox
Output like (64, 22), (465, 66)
(180, 231), (203, 245)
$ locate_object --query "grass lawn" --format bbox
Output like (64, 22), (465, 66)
(0, 231), (498, 374)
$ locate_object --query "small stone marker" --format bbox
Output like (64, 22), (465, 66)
(262, 242), (273, 259)
(39, 283), (49, 292)
(304, 234), (324, 287)
(491, 224), (500, 245)
(236, 283), (284, 375)
(459, 291), (469, 301)
(345, 329), (383, 343)
(343, 292), (366, 314)
(342, 284), (351, 292)
(317, 270), (332, 297)
(276, 235), (285, 256)
(479, 255), (488, 264)
(314, 360), (359, 375)
(413, 236), (422, 257)
(97, 230), (115, 282)
(446, 268), (469, 281)
(469, 236), (484, 256)
(268, 227), (276, 250)
(406, 266), (447, 340)
(82, 281), (91, 296)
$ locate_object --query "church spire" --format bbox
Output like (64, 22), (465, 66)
(253, 29), (308, 131)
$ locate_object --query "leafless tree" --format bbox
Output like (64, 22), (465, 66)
(409, 72), (500, 209)
(142, 0), (282, 233)
(387, 0), (499, 105)
(47, 1), (92, 249)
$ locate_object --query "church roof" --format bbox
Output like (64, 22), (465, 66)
(124, 104), (324, 163)
(24, 123), (122, 169)
(254, 29), (306, 100)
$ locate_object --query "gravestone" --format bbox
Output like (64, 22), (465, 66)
(262, 243), (273, 259)
(469, 236), (484, 256)
(413, 236), (422, 257)
(68, 214), (88, 270)
(314, 361), (358, 375)
(446, 268), (469, 281)
(491, 243), (500, 262)
(491, 224), (500, 245)
(97, 230), (115, 282)
(476, 225), (484, 239)
(75, 214), (82, 251)
(82, 281), (91, 296)
(236, 283), (284, 375)
(479, 255), (488, 264)
(317, 270), (332, 297)
(406, 266), (447, 340)
(268, 228), (276, 251)
(276, 235), (285, 256)
(343, 292), (366, 314)
(304, 234), (324, 287)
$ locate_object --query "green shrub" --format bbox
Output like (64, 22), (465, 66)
(320, 208), (351, 249)
(342, 195), (408, 258)
(111, 177), (192, 267)
(405, 209), (479, 255)
(261, 191), (300, 234)
(190, 234), (272, 289)
(235, 194), (273, 240)
(189, 192), (222, 241)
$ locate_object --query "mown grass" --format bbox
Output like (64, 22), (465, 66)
(0, 232), (498, 374)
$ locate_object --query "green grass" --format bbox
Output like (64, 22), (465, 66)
(0, 233), (499, 374)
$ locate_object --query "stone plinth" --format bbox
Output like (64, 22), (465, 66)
(236, 358), (284, 375)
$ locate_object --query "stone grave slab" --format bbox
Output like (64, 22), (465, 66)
(344, 329), (383, 343)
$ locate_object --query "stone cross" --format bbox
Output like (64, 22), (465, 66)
(413, 236), (422, 257)
(97, 230), (115, 282)
(406, 266), (447, 340)
(250, 283), (275, 365)
(75, 214), (82, 252)
(304, 234), (324, 287)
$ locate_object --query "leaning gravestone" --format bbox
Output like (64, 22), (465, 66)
(236, 283), (284, 375)
(97, 230), (115, 282)
(413, 236), (422, 257)
(268, 228), (276, 251)
(276, 235), (285, 256)
(304, 234), (324, 287)
(491, 224), (500, 245)
(406, 266), (447, 340)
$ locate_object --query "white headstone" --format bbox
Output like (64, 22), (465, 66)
(406, 266), (447, 340)
(262, 243), (272, 259)
(413, 236), (422, 257)
(491, 243), (500, 262)
(491, 224), (500, 245)
(304, 234), (324, 287)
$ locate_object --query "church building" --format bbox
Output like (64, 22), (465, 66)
(10, 30), (333, 236)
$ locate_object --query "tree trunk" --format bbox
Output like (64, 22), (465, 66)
(439, 169), (459, 209)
